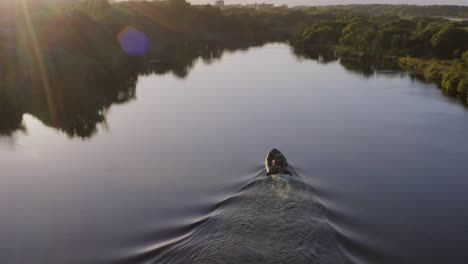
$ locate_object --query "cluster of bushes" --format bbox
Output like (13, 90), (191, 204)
(442, 53), (468, 100)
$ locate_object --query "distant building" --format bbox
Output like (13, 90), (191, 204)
(215, 0), (224, 8)
(255, 2), (274, 10)
(243, 2), (275, 10)
(214, 1), (284, 11)
(223, 4), (242, 9)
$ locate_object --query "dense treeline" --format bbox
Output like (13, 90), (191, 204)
(0, 0), (311, 87)
(297, 15), (468, 58)
(295, 13), (468, 99)
(0, 0), (467, 137)
(304, 5), (468, 18)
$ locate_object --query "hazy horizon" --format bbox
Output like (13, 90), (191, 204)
(188, 0), (468, 6)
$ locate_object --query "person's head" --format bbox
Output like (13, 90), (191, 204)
(273, 158), (285, 167)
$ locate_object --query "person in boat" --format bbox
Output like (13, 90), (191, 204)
(266, 149), (291, 176)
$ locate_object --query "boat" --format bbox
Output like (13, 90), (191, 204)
(265, 148), (291, 176)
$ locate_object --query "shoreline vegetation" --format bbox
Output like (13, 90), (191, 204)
(0, 0), (467, 137)
(293, 12), (468, 100)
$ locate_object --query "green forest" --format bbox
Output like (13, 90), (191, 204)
(0, 0), (467, 137)
(295, 12), (468, 96)
(306, 4), (468, 18)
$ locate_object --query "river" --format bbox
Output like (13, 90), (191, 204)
(1, 43), (468, 264)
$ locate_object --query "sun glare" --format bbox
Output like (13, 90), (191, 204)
(17, 0), (57, 125)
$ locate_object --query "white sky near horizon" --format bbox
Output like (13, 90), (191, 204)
(188, 0), (468, 6)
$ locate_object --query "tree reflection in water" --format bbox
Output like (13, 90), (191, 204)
(1, 43), (464, 139)
(0, 43), (253, 138)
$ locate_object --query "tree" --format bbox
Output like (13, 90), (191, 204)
(168, 0), (191, 10)
(457, 78), (468, 95)
(431, 24), (468, 58)
(374, 26), (412, 55)
(79, 0), (111, 19)
(303, 26), (341, 45)
(390, 19), (417, 30)
(340, 19), (377, 52)
(442, 71), (462, 93)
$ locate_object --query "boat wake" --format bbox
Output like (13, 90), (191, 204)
(123, 169), (347, 264)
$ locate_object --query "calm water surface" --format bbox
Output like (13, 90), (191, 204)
(1, 43), (468, 264)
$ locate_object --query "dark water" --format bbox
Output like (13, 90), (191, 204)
(1, 43), (468, 264)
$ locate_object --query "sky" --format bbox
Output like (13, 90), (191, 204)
(188, 0), (468, 6)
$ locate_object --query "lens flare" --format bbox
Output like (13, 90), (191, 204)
(117, 26), (149, 55)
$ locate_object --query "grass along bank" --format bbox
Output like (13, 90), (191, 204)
(399, 53), (468, 100)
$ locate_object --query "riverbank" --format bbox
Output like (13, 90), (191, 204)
(399, 56), (468, 99)
(296, 44), (468, 102)
(293, 10), (468, 102)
